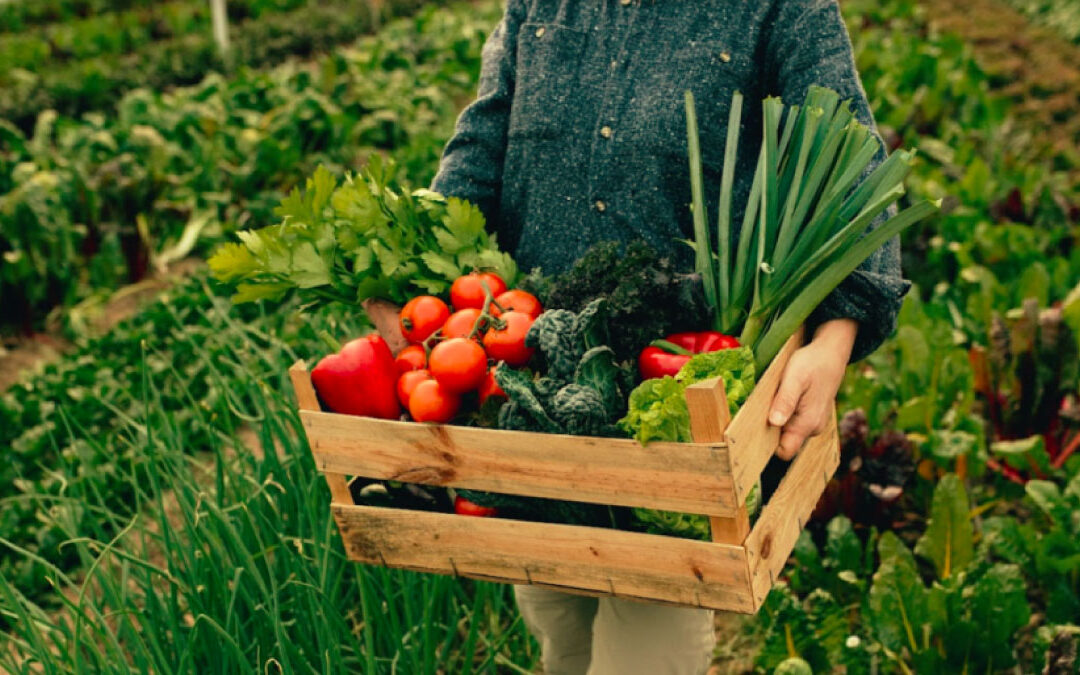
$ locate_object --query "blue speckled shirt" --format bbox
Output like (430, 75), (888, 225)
(431, 0), (910, 360)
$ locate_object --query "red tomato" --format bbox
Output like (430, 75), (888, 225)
(479, 366), (508, 406)
(428, 337), (488, 393)
(442, 308), (483, 341)
(492, 289), (543, 319)
(394, 344), (427, 373)
(454, 495), (497, 517)
(408, 379), (461, 423)
(450, 272), (507, 310)
(482, 311), (535, 367)
(400, 296), (450, 344)
(397, 369), (432, 408)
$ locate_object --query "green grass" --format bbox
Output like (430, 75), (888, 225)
(0, 304), (538, 673)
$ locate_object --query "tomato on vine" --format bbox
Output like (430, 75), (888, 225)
(400, 296), (450, 344)
(442, 308), (484, 341)
(479, 366), (508, 406)
(482, 311), (535, 367)
(451, 272), (507, 311)
(429, 337), (488, 393)
(408, 379), (460, 423)
(492, 289), (542, 319)
(394, 344), (427, 373)
(397, 369), (432, 408)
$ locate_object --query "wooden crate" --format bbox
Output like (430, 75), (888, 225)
(289, 330), (839, 614)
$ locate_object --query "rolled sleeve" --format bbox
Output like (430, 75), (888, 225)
(766, 0), (912, 361)
(429, 1), (524, 232)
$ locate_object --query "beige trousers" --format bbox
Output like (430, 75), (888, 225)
(514, 585), (715, 675)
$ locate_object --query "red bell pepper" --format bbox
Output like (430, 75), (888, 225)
(311, 334), (400, 419)
(638, 331), (740, 380)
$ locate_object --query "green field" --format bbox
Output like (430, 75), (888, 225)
(2, 0), (1080, 672)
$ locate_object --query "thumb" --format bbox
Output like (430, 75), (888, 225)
(769, 365), (807, 428)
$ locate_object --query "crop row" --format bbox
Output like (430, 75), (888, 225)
(0, 0), (314, 76)
(1002, 0), (1080, 43)
(0, 0), (426, 132)
(0, 0), (307, 33)
(0, 0), (483, 330)
(0, 0), (500, 614)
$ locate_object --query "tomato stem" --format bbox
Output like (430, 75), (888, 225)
(318, 330), (342, 353)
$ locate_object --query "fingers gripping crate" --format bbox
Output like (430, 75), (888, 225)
(288, 327), (839, 614)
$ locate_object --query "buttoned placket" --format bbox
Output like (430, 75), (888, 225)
(588, 0), (640, 216)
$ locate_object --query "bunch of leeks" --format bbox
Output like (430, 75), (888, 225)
(685, 86), (939, 370)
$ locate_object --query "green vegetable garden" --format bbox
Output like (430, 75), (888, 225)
(1, 0), (1079, 672)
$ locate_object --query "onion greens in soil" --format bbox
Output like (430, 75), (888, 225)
(685, 86), (941, 370)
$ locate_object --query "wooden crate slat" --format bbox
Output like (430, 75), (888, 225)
(333, 504), (756, 613)
(724, 330), (804, 505)
(744, 406), (840, 608)
(303, 411), (740, 516)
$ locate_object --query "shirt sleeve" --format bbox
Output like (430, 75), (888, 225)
(429, 1), (525, 233)
(764, 0), (912, 362)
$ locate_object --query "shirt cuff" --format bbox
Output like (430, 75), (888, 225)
(807, 269), (912, 363)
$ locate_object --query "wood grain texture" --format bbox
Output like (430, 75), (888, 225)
(744, 405), (840, 609)
(724, 329), (805, 504)
(685, 377), (749, 545)
(289, 361), (353, 504)
(332, 504), (756, 613)
(362, 298), (408, 355)
(302, 410), (740, 516)
(289, 360), (321, 412)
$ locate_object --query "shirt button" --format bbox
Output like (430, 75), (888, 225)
(620, 0), (632, 5)
(535, 26), (546, 38)
(600, 126), (613, 139)
(719, 51), (732, 63)
(595, 200), (607, 212)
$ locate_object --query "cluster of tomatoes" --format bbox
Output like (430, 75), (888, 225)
(394, 272), (543, 424)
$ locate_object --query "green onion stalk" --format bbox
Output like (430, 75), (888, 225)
(684, 87), (940, 371)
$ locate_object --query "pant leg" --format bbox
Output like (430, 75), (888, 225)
(587, 598), (715, 675)
(514, 585), (599, 675)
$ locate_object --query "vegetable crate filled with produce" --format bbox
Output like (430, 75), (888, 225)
(210, 84), (935, 613)
(290, 323), (837, 613)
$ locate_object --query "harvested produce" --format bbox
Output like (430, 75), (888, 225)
(482, 311), (536, 366)
(400, 296), (452, 344)
(209, 160), (518, 308)
(311, 335), (400, 419)
(443, 308), (484, 340)
(638, 331), (741, 380)
(454, 496), (497, 517)
(394, 345), (427, 373)
(397, 369), (432, 409)
(542, 240), (708, 362)
(429, 338), (488, 394)
(479, 367), (507, 406)
(684, 86), (939, 369)
(452, 272), (508, 310)
(408, 379), (460, 423)
(493, 289), (543, 319)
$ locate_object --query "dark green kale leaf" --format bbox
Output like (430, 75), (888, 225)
(543, 241), (708, 362)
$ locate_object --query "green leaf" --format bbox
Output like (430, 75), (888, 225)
(991, 435), (1052, 476)
(929, 430), (978, 461)
(419, 252), (461, 280)
(231, 282), (291, 304)
(208, 242), (258, 283)
(290, 243), (331, 288)
(915, 474), (974, 579)
(825, 516), (862, 573)
(968, 564), (1030, 671)
(869, 532), (929, 655)
(1026, 480), (1068, 524)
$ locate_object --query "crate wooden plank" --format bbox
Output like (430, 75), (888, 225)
(302, 410), (741, 516)
(724, 329), (804, 505)
(685, 377), (750, 545)
(744, 407), (840, 608)
(332, 504), (757, 613)
(290, 361), (353, 505)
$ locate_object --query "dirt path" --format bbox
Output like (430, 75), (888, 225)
(923, 0), (1080, 166)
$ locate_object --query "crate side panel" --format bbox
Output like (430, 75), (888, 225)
(745, 409), (840, 607)
(305, 412), (739, 516)
(332, 505), (756, 613)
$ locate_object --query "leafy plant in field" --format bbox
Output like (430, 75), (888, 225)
(0, 1), (499, 329)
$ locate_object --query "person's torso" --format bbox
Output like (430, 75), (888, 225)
(499, 0), (779, 275)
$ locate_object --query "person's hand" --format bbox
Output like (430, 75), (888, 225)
(767, 319), (857, 460)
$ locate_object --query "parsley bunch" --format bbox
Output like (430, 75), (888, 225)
(209, 157), (517, 307)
